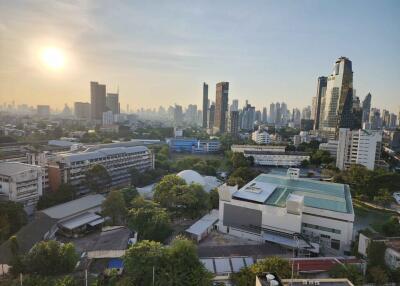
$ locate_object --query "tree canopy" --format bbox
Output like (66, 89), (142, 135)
(102, 190), (127, 225)
(37, 184), (76, 210)
(123, 238), (212, 286)
(84, 164), (111, 193)
(0, 201), (27, 243)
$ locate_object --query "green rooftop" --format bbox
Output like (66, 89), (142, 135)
(254, 174), (353, 214)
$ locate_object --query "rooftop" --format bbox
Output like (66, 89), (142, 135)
(232, 174), (353, 214)
(0, 162), (40, 176)
(186, 209), (219, 236)
(41, 194), (105, 219)
(89, 226), (132, 252)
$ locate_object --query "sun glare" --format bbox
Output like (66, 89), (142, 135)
(40, 47), (65, 70)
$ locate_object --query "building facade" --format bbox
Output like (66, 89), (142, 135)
(74, 102), (91, 119)
(90, 81), (107, 121)
(313, 76), (327, 130)
(0, 162), (43, 215)
(218, 173), (354, 255)
(47, 146), (154, 194)
(214, 82), (229, 133)
(106, 93), (120, 114)
(336, 128), (382, 170)
(202, 82), (209, 128)
(252, 128), (271, 144)
(166, 138), (221, 153)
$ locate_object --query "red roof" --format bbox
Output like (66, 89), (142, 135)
(290, 258), (362, 273)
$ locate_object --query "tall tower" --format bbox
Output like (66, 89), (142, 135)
(362, 93), (372, 124)
(214, 82), (229, 133)
(313, 76), (327, 130)
(202, 83), (209, 128)
(90, 81), (106, 121)
(320, 57), (354, 135)
(106, 93), (120, 114)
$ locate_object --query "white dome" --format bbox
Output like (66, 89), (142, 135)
(177, 170), (205, 186)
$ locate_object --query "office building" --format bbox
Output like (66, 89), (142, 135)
(47, 146), (154, 194)
(37, 105), (50, 118)
(241, 103), (256, 131)
(185, 104), (198, 125)
(214, 82), (229, 133)
(336, 128), (383, 170)
(106, 93), (120, 114)
(227, 111), (240, 136)
(218, 172), (354, 255)
(362, 93), (372, 124)
(208, 103), (215, 129)
(102, 111), (114, 126)
(319, 140), (339, 158)
(0, 162), (43, 215)
(252, 127), (271, 144)
(262, 107), (268, 123)
(230, 99), (239, 112)
(269, 103), (275, 124)
(90, 81), (107, 121)
(312, 77), (327, 130)
(320, 57), (354, 134)
(173, 105), (183, 126)
(202, 83), (208, 128)
(74, 102), (90, 119)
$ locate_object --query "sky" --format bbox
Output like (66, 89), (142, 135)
(0, 0), (399, 112)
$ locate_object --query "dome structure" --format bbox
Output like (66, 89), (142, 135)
(177, 170), (206, 186)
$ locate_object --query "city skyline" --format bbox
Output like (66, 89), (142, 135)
(0, 1), (399, 112)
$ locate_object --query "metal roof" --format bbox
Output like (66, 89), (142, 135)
(0, 162), (40, 176)
(185, 209), (219, 236)
(59, 212), (101, 230)
(41, 194), (105, 219)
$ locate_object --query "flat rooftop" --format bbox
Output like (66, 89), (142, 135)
(232, 174), (353, 214)
(0, 162), (39, 176)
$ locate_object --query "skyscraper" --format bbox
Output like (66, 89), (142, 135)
(174, 105), (183, 126)
(202, 83), (208, 128)
(90, 81), (107, 121)
(362, 93), (372, 124)
(74, 102), (90, 119)
(269, 103), (275, 124)
(320, 57), (354, 135)
(313, 76), (327, 130)
(262, 107), (268, 123)
(241, 103), (256, 131)
(230, 99), (239, 112)
(227, 110), (240, 136)
(106, 93), (120, 114)
(214, 82), (229, 133)
(208, 103), (215, 129)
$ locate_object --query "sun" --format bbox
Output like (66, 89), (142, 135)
(40, 47), (65, 70)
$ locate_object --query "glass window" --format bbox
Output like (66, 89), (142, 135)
(331, 239), (340, 250)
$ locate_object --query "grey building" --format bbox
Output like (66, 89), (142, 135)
(313, 76), (327, 130)
(74, 102), (90, 119)
(202, 83), (208, 128)
(362, 93), (372, 124)
(106, 93), (120, 114)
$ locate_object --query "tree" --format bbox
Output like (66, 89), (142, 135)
(128, 197), (172, 242)
(227, 167), (260, 188)
(329, 264), (363, 285)
(231, 257), (291, 286)
(367, 241), (386, 268)
(123, 240), (165, 286)
(123, 238), (212, 286)
(230, 152), (251, 169)
(21, 241), (78, 276)
(37, 184), (76, 210)
(382, 216), (400, 237)
(209, 188), (219, 209)
(85, 164), (111, 193)
(367, 266), (389, 284)
(0, 201), (27, 243)
(373, 188), (393, 207)
(154, 175), (210, 218)
(9, 235), (19, 256)
(102, 190), (127, 225)
(120, 187), (139, 207)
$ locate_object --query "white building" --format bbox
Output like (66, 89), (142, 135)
(47, 146), (154, 194)
(252, 128), (271, 144)
(102, 110), (114, 126)
(231, 145), (309, 167)
(218, 173), (354, 255)
(177, 170), (223, 193)
(0, 162), (43, 215)
(319, 140), (339, 158)
(336, 128), (382, 170)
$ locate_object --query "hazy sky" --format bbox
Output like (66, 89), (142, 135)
(0, 0), (399, 112)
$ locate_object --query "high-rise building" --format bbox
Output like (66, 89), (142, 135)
(208, 103), (215, 129)
(90, 81), (107, 121)
(275, 102), (281, 125)
(173, 105), (183, 126)
(74, 102), (90, 119)
(37, 105), (50, 118)
(185, 104), (198, 125)
(227, 110), (240, 136)
(269, 103), (275, 124)
(313, 76), (327, 130)
(362, 93), (372, 124)
(262, 107), (268, 123)
(230, 99), (239, 112)
(241, 103), (256, 131)
(202, 83), (208, 128)
(214, 82), (229, 133)
(106, 93), (120, 114)
(369, 108), (381, 130)
(320, 57), (354, 134)
(336, 128), (382, 171)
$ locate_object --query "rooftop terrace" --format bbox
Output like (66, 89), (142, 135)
(232, 174), (353, 214)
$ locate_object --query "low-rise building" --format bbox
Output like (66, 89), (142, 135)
(47, 145), (154, 194)
(319, 140), (339, 158)
(166, 138), (220, 153)
(0, 162), (43, 215)
(185, 209), (219, 242)
(252, 128), (271, 144)
(218, 173), (354, 255)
